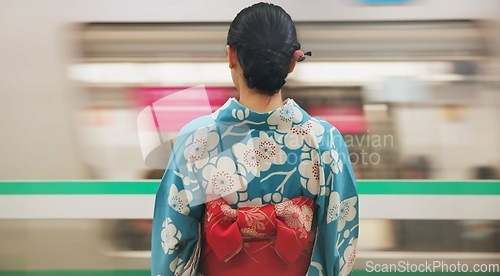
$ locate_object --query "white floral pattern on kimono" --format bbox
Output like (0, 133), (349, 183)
(152, 97), (359, 276)
(232, 131), (287, 177)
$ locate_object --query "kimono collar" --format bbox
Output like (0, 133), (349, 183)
(212, 97), (311, 130)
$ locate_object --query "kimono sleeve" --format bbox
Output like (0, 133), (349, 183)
(307, 127), (359, 276)
(151, 127), (206, 276)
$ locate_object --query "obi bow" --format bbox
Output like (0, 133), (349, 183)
(203, 196), (315, 265)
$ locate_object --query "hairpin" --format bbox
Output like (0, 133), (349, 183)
(293, 50), (312, 62)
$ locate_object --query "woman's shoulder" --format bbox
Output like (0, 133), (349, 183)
(310, 115), (347, 149)
(311, 116), (342, 137)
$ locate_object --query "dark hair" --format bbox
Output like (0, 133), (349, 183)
(227, 2), (301, 95)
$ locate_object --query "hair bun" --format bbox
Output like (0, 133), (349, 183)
(241, 45), (289, 93)
(227, 2), (301, 96)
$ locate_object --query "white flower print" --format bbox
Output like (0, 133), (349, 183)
(243, 149), (259, 168)
(212, 170), (235, 194)
(183, 125), (219, 170)
(326, 191), (357, 231)
(321, 149), (343, 174)
(257, 140), (275, 159)
(232, 107), (250, 120)
(232, 143), (259, 177)
(267, 99), (303, 128)
(298, 150), (322, 195)
(188, 139), (207, 161)
(161, 217), (182, 254)
(168, 185), (193, 215)
(232, 132), (286, 177)
(202, 156), (248, 203)
(326, 192), (341, 224)
(339, 238), (358, 276)
(284, 118), (325, 150)
(277, 201), (306, 229)
(338, 196), (357, 231)
(301, 205), (313, 231)
(256, 132), (287, 169)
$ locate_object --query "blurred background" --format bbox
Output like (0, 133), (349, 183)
(0, 0), (499, 275)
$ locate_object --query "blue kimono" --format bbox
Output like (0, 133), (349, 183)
(151, 97), (359, 275)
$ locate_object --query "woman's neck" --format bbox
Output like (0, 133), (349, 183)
(237, 87), (284, 113)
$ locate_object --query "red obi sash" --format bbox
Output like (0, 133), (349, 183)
(199, 196), (315, 276)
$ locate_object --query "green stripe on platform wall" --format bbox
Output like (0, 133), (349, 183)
(0, 270), (498, 276)
(0, 180), (159, 195)
(358, 180), (500, 195)
(0, 180), (499, 195)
